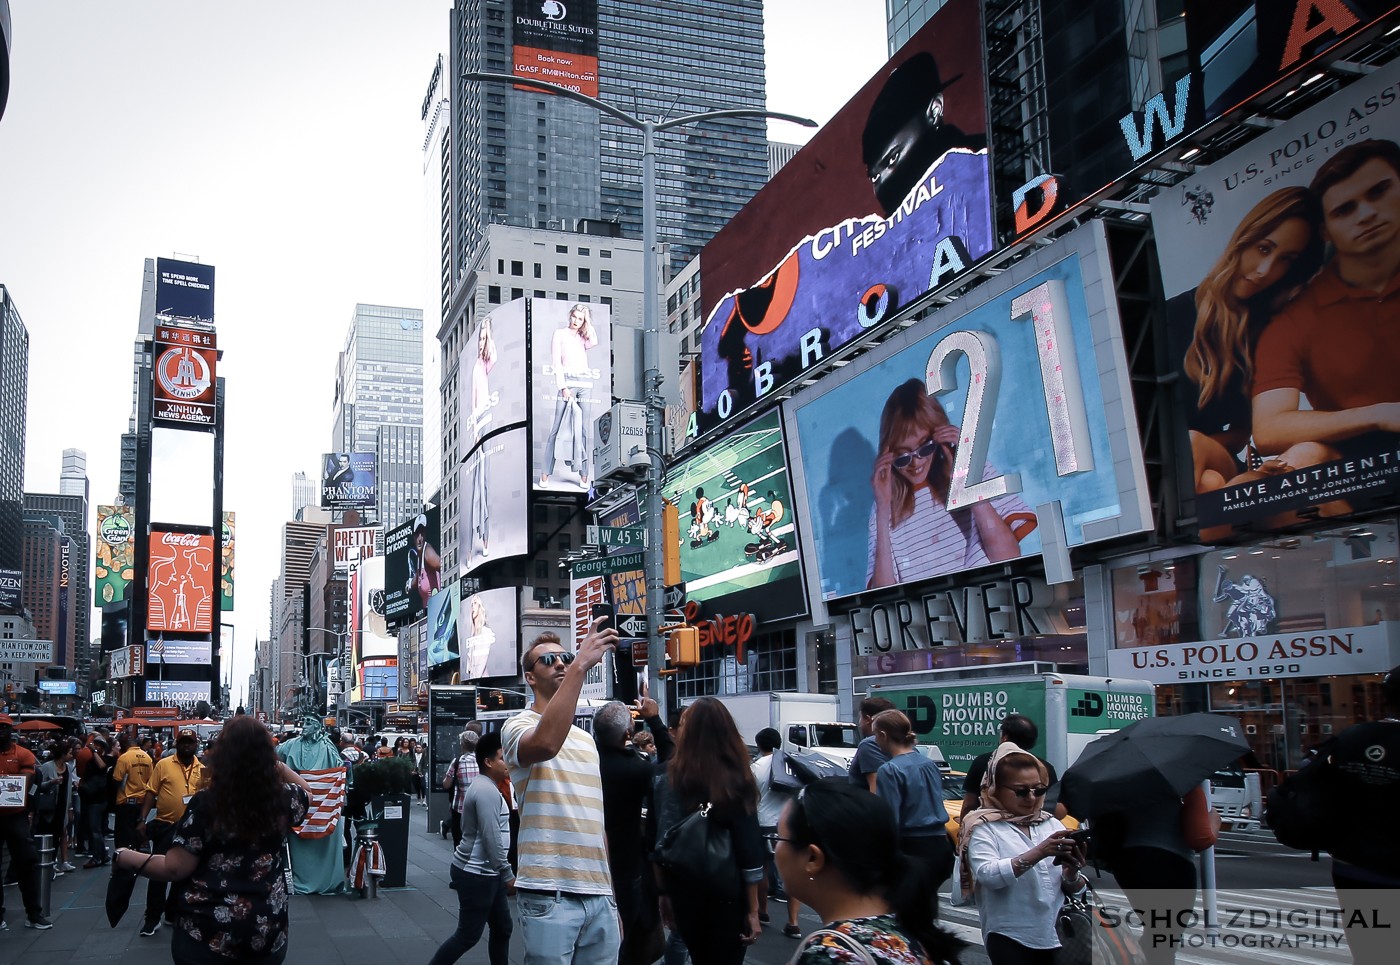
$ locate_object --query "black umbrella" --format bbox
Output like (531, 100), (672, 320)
(105, 863), (138, 927)
(1059, 713), (1249, 818)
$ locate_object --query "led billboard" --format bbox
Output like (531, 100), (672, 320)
(150, 429), (215, 526)
(1150, 59), (1400, 534)
(461, 586), (521, 681)
(460, 299), (527, 453)
(332, 526), (379, 573)
(220, 511), (234, 611)
(39, 680), (79, 696)
(0, 568), (20, 611)
(353, 556), (397, 662)
(155, 257), (215, 323)
(320, 452), (377, 511)
(152, 324), (218, 430)
(147, 637), (213, 666)
(532, 299), (612, 493)
(789, 221), (1152, 600)
(425, 586), (460, 669)
(662, 409), (807, 621)
(511, 0), (599, 98)
(461, 427), (530, 575)
(384, 507), (442, 625)
(145, 680), (212, 706)
(697, 0), (993, 434)
(147, 530), (216, 633)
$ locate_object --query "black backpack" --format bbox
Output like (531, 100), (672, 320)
(1266, 739), (1337, 857)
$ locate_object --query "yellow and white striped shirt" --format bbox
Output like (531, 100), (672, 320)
(502, 709), (613, 895)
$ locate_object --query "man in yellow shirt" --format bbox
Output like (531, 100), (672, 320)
(136, 728), (204, 938)
(112, 733), (153, 850)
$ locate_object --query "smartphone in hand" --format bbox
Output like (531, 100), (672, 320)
(592, 603), (617, 682)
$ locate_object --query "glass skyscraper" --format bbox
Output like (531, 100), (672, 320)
(0, 285), (28, 572)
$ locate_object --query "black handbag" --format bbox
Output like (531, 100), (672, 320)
(1055, 885), (1146, 965)
(652, 802), (739, 894)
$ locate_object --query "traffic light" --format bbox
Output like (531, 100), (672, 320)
(666, 627), (700, 668)
(662, 500), (680, 586)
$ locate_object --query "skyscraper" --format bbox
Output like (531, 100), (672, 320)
(59, 448), (88, 501)
(330, 303), (425, 528)
(20, 512), (73, 668)
(0, 285), (28, 571)
(24, 488), (89, 679)
(291, 471), (317, 521)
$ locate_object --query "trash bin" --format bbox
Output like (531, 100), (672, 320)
(370, 792), (412, 888)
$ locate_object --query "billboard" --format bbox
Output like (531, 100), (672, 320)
(146, 637), (212, 666)
(155, 257), (215, 323)
(697, 0), (994, 433)
(532, 299), (612, 493)
(147, 530), (215, 633)
(0, 568), (20, 611)
(39, 680), (79, 696)
(152, 324), (218, 430)
(425, 586), (459, 669)
(150, 429), (215, 526)
(1151, 60), (1400, 534)
(353, 556), (397, 661)
(0, 639), (52, 662)
(511, 0), (599, 98)
(320, 452), (377, 511)
(461, 586), (521, 681)
(662, 408), (807, 621)
(332, 526), (379, 573)
(384, 507), (441, 625)
(789, 221), (1152, 600)
(145, 680), (212, 706)
(220, 511), (235, 611)
(461, 427), (530, 574)
(460, 299), (528, 453)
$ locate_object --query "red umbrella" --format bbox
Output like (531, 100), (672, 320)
(17, 720), (60, 731)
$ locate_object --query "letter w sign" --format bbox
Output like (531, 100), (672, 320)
(1120, 74), (1192, 162)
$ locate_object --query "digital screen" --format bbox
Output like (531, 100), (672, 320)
(697, 0), (993, 434)
(461, 586), (520, 681)
(320, 452), (378, 511)
(663, 408), (807, 622)
(155, 257), (216, 323)
(791, 223), (1151, 600)
(425, 585), (459, 669)
(147, 530), (216, 633)
(150, 428), (214, 527)
(461, 427), (529, 575)
(531, 299), (612, 494)
(145, 680), (212, 706)
(0, 568), (22, 611)
(511, 0), (599, 97)
(152, 324), (218, 430)
(1150, 59), (1400, 535)
(384, 507), (441, 626)
(353, 556), (397, 661)
(220, 511), (234, 611)
(39, 680), (79, 696)
(146, 638), (212, 666)
(460, 299), (527, 454)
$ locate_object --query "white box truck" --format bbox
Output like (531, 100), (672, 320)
(694, 692), (863, 767)
(866, 670), (1156, 774)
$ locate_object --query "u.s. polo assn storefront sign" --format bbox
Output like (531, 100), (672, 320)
(1107, 624), (1399, 685)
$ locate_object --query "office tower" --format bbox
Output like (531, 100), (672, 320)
(291, 471), (317, 521)
(59, 448), (88, 501)
(330, 303), (425, 528)
(24, 488), (89, 678)
(0, 285), (28, 571)
(767, 141), (802, 178)
(20, 512), (73, 667)
(421, 54), (450, 500)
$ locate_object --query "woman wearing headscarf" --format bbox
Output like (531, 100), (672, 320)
(959, 743), (1087, 965)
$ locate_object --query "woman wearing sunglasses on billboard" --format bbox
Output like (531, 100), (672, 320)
(957, 742), (1086, 965)
(866, 379), (1032, 591)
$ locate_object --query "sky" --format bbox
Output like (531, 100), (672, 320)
(0, 0), (888, 708)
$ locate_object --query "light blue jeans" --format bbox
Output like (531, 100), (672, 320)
(516, 889), (621, 965)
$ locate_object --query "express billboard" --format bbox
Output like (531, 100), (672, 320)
(220, 511), (234, 611)
(155, 257), (216, 323)
(461, 586), (521, 681)
(460, 299), (527, 454)
(532, 299), (612, 493)
(384, 507), (441, 625)
(512, 0), (599, 98)
(320, 452), (377, 511)
(788, 221), (1152, 600)
(461, 427), (529, 575)
(1150, 59), (1400, 534)
(152, 324), (218, 430)
(147, 530), (216, 633)
(662, 408), (807, 621)
(697, 0), (993, 434)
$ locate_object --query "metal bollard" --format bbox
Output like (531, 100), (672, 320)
(36, 834), (55, 918)
(355, 824), (379, 900)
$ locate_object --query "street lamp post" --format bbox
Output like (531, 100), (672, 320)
(307, 627), (352, 724)
(461, 71), (815, 720)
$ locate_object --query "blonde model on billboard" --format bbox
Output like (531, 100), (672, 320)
(1178, 187), (1325, 493)
(469, 320), (497, 558)
(866, 379), (1033, 590)
(462, 596), (494, 681)
(540, 304), (598, 489)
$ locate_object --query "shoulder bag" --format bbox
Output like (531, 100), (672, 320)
(786, 928), (878, 965)
(1180, 785), (1221, 851)
(652, 802), (739, 894)
(1056, 883), (1147, 965)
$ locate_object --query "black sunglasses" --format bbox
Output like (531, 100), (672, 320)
(525, 650), (576, 673)
(1009, 785), (1049, 799)
(892, 439), (939, 470)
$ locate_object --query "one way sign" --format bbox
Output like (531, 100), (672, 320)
(616, 614), (649, 638)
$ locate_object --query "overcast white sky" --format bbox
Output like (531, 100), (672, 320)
(0, 1), (887, 708)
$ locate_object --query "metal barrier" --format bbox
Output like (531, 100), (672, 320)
(36, 834), (55, 918)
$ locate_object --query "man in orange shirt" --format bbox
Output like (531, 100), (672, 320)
(0, 714), (52, 930)
(112, 733), (154, 850)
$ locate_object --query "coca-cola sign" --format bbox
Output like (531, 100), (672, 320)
(148, 530), (215, 633)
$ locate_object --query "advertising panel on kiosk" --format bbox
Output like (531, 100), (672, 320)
(787, 220), (1152, 600)
(384, 507), (441, 626)
(460, 299), (527, 453)
(696, 0), (994, 435)
(461, 426), (529, 574)
(1151, 58), (1400, 536)
(147, 529), (216, 633)
(320, 452), (377, 511)
(460, 586), (521, 682)
(532, 299), (612, 493)
(662, 408), (808, 622)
